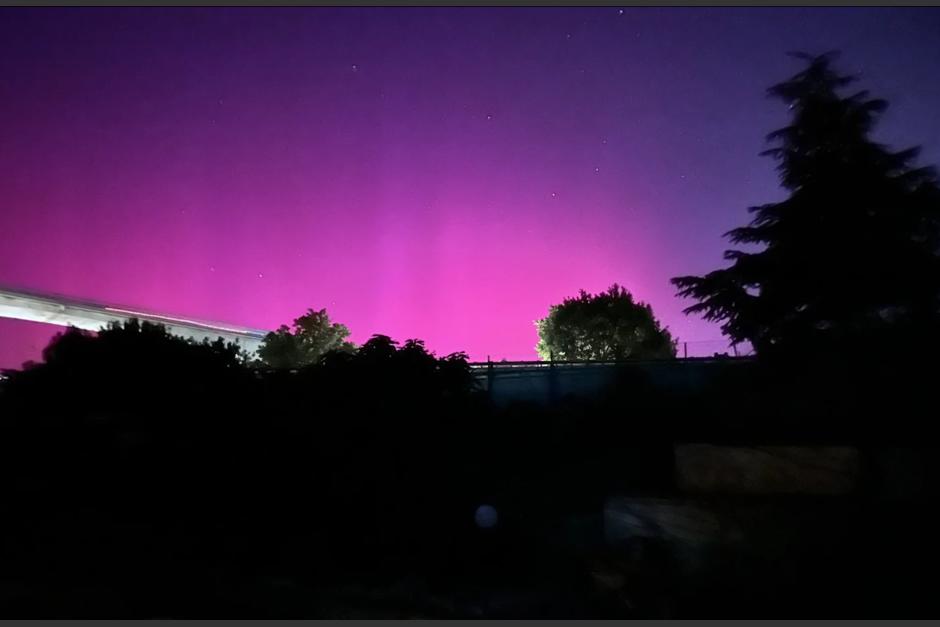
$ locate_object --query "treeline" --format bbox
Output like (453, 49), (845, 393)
(0, 321), (650, 616)
(1, 317), (938, 616)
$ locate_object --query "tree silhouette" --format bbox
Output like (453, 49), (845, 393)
(38, 319), (250, 372)
(671, 52), (940, 357)
(258, 308), (355, 368)
(535, 284), (677, 361)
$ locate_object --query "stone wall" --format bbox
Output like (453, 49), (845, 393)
(674, 444), (861, 495)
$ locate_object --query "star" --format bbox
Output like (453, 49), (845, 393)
(351, 64), (359, 72)
(594, 167), (600, 174)
(618, 9), (624, 15)
(486, 113), (493, 120)
(258, 273), (264, 279)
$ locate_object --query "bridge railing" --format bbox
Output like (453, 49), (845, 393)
(467, 355), (754, 371)
(247, 355), (755, 377)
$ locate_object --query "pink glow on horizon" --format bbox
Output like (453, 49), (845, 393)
(3, 8), (939, 369)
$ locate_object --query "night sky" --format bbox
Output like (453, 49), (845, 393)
(2, 7), (940, 368)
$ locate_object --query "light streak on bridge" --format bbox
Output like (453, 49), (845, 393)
(0, 285), (267, 356)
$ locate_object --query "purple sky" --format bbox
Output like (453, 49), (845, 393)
(2, 7), (940, 368)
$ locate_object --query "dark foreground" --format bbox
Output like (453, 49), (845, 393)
(1, 325), (938, 617)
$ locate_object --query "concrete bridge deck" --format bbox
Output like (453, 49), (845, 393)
(0, 285), (267, 356)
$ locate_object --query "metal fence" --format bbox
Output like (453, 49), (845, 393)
(471, 340), (755, 367)
(675, 339), (755, 358)
(468, 354), (754, 372)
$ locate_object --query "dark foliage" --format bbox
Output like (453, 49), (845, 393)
(672, 53), (940, 358)
(0, 323), (634, 617)
(257, 308), (355, 369)
(1, 319), (938, 617)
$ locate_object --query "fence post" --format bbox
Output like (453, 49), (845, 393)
(547, 350), (559, 404)
(683, 342), (688, 359)
(486, 356), (494, 397)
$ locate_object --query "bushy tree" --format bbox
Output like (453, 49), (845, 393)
(671, 52), (940, 357)
(315, 334), (478, 401)
(535, 284), (677, 361)
(38, 319), (250, 368)
(258, 308), (355, 368)
(3, 319), (251, 416)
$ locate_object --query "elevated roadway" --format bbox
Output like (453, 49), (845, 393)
(0, 285), (266, 356)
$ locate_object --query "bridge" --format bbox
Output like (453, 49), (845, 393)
(468, 357), (753, 406)
(0, 285), (267, 356)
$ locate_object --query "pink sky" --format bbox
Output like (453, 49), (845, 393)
(3, 8), (939, 369)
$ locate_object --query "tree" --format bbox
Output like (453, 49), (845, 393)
(40, 319), (251, 370)
(535, 284), (677, 361)
(258, 308), (355, 368)
(672, 53), (940, 357)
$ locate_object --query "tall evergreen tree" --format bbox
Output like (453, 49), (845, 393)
(672, 52), (940, 357)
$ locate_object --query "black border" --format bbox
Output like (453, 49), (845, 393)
(3, 1), (940, 8)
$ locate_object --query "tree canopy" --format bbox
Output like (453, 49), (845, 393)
(40, 318), (250, 372)
(671, 52), (940, 357)
(535, 284), (677, 361)
(258, 308), (355, 368)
